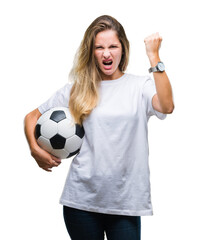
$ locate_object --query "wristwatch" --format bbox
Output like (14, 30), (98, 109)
(149, 61), (165, 73)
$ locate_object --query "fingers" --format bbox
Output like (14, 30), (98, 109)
(42, 167), (52, 172)
(144, 32), (163, 43)
(41, 160), (59, 172)
(32, 147), (62, 172)
(144, 32), (163, 58)
(51, 155), (62, 164)
(38, 156), (61, 172)
(47, 157), (61, 170)
(50, 155), (62, 169)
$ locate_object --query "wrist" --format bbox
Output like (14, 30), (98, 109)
(148, 54), (161, 67)
(30, 142), (40, 156)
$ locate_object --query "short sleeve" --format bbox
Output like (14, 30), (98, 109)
(142, 76), (167, 120)
(38, 82), (73, 114)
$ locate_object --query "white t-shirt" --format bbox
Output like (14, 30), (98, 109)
(38, 73), (166, 216)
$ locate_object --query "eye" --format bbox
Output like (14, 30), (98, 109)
(110, 45), (118, 48)
(95, 46), (103, 49)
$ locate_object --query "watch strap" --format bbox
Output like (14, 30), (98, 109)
(148, 61), (165, 73)
(149, 66), (158, 73)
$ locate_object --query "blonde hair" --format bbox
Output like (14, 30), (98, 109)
(68, 15), (130, 126)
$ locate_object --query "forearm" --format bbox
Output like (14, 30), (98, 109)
(24, 108), (41, 153)
(149, 55), (174, 113)
(24, 108), (61, 171)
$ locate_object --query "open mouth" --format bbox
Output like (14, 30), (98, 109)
(103, 60), (113, 66)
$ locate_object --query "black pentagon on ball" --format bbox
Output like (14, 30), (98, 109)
(67, 149), (80, 158)
(50, 134), (66, 149)
(35, 124), (41, 139)
(75, 124), (85, 138)
(50, 110), (66, 123)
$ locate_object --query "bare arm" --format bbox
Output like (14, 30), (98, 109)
(24, 108), (61, 172)
(150, 57), (174, 114)
(144, 33), (174, 114)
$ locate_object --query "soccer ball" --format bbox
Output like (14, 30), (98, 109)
(35, 107), (85, 159)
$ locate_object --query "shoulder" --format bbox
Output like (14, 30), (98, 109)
(52, 82), (74, 101)
(62, 82), (74, 93)
(65, 81), (74, 88)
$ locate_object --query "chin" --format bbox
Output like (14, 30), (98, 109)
(102, 68), (115, 76)
(101, 71), (114, 78)
(104, 71), (114, 76)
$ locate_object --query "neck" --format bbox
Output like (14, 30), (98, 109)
(101, 70), (124, 81)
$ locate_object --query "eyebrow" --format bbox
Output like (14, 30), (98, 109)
(94, 43), (120, 46)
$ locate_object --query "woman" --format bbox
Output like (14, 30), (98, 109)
(24, 15), (174, 240)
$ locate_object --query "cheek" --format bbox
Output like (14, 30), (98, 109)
(114, 51), (122, 64)
(94, 52), (103, 68)
(94, 52), (101, 62)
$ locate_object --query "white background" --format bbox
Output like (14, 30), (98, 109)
(0, 0), (198, 239)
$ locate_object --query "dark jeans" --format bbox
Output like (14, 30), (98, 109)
(63, 206), (141, 240)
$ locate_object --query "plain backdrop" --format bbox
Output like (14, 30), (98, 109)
(1, 0), (198, 239)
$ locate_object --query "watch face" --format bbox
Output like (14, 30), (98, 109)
(158, 62), (165, 71)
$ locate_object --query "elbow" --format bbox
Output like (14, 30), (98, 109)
(24, 113), (29, 125)
(24, 109), (41, 128)
(24, 112), (32, 125)
(162, 103), (175, 114)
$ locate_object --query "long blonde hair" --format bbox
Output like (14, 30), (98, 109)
(68, 15), (130, 126)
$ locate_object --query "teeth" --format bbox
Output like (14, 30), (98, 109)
(103, 61), (112, 65)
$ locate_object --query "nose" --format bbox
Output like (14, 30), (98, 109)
(103, 48), (111, 58)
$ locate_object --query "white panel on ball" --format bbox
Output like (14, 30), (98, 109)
(51, 149), (70, 159)
(64, 108), (73, 121)
(57, 119), (75, 138)
(37, 136), (52, 154)
(41, 120), (57, 139)
(65, 135), (83, 152)
(37, 109), (53, 125)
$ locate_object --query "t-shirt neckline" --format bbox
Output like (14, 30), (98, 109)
(100, 73), (127, 85)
